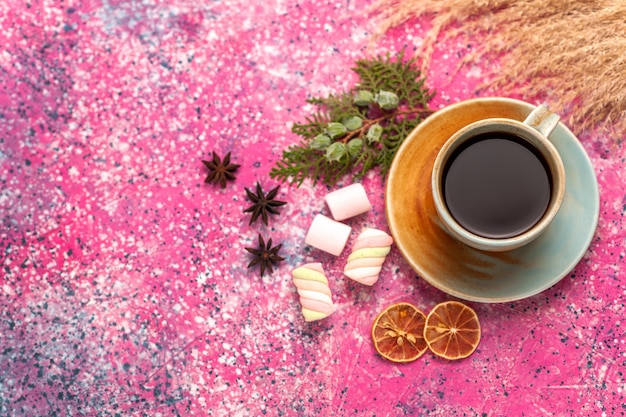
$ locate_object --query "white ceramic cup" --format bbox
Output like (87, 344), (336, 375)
(431, 105), (566, 252)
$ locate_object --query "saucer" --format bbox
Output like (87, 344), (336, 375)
(385, 97), (599, 303)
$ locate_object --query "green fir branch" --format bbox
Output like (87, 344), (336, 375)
(270, 50), (435, 187)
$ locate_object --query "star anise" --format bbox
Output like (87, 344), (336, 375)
(243, 182), (287, 226)
(202, 151), (241, 188)
(245, 234), (285, 276)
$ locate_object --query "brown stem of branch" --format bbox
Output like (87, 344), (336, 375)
(340, 107), (435, 143)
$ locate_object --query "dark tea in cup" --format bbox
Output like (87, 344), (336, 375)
(442, 132), (551, 239)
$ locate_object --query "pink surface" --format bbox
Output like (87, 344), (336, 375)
(1, 1), (625, 416)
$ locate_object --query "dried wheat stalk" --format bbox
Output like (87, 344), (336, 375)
(369, 0), (626, 136)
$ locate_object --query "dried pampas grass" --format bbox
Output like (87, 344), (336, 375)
(370, 0), (626, 136)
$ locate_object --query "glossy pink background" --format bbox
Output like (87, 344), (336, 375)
(1, 0), (625, 416)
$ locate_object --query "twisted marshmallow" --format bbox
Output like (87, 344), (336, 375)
(292, 263), (335, 322)
(343, 228), (393, 286)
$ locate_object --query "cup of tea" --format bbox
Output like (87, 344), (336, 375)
(431, 104), (566, 252)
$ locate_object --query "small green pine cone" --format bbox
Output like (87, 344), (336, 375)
(375, 90), (399, 110)
(326, 142), (346, 162)
(342, 116), (363, 131)
(353, 90), (374, 106)
(347, 138), (363, 157)
(327, 122), (348, 139)
(310, 134), (331, 150)
(366, 123), (383, 143)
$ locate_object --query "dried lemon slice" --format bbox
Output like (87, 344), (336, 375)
(423, 301), (481, 360)
(371, 302), (428, 363)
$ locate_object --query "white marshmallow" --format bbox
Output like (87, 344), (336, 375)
(305, 214), (351, 256)
(324, 183), (372, 221)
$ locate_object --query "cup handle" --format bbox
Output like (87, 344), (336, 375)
(523, 104), (561, 137)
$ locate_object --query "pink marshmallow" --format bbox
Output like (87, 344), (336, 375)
(324, 183), (372, 221)
(305, 214), (351, 256)
(299, 298), (335, 316)
(293, 278), (333, 297)
(303, 262), (325, 274)
(343, 257), (386, 270)
(351, 235), (394, 251)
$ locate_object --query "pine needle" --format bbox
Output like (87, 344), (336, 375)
(270, 51), (435, 187)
